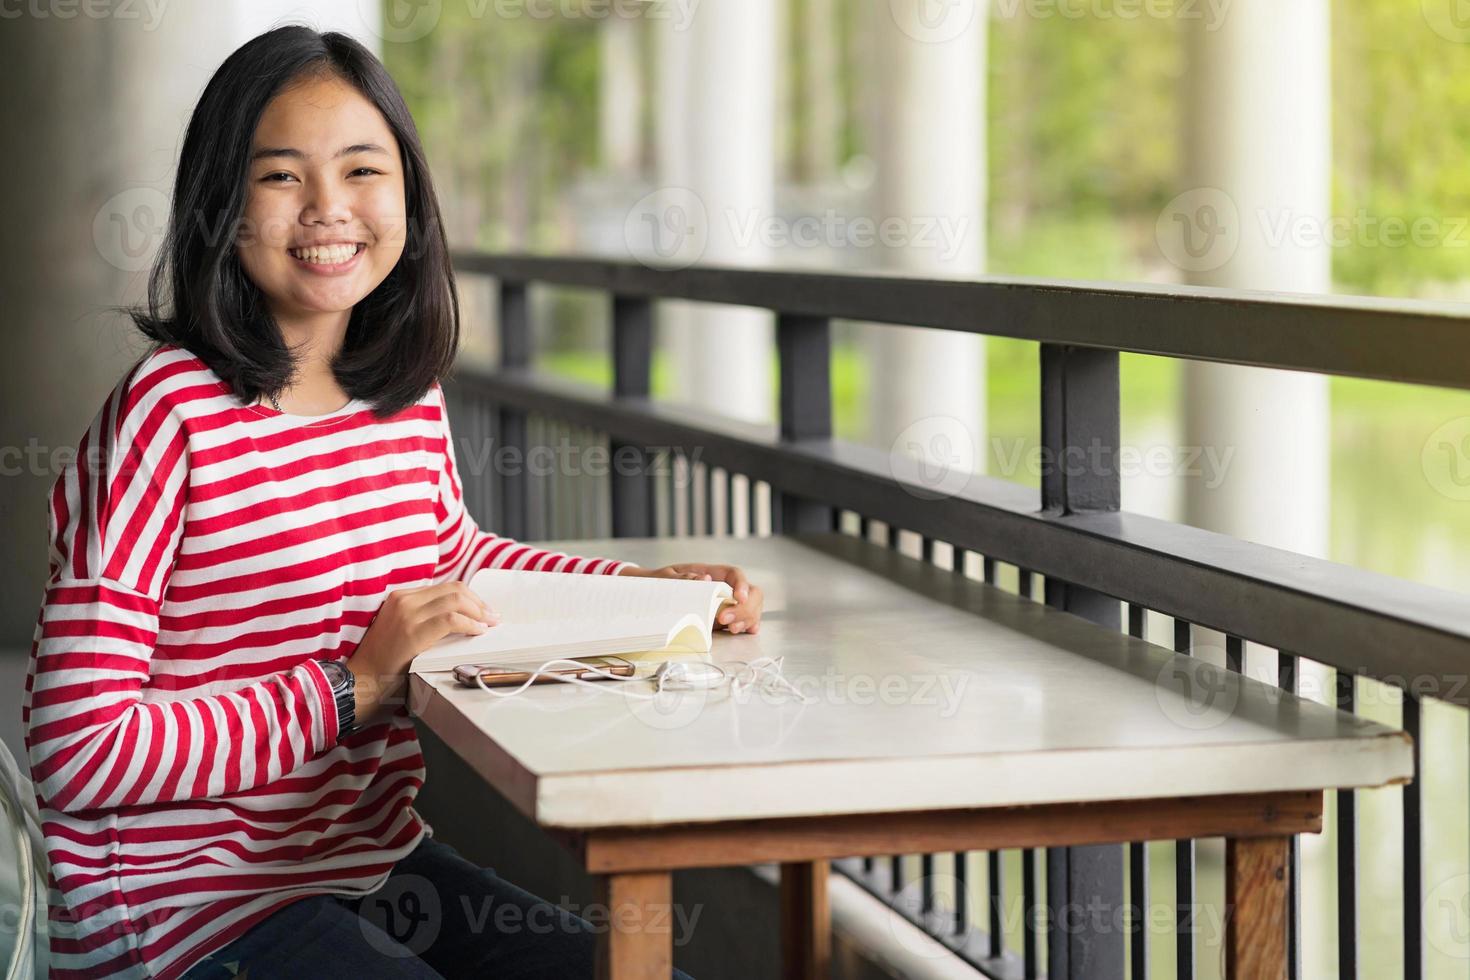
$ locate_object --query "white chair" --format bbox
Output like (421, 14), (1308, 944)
(0, 736), (48, 979)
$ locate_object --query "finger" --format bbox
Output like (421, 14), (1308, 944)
(453, 581), (494, 618)
(412, 611), (488, 649)
(458, 590), (498, 623)
(434, 610), (494, 640)
(424, 590), (468, 615)
(722, 566), (751, 601)
(408, 581), (476, 612)
(718, 599), (746, 626)
(430, 589), (498, 624)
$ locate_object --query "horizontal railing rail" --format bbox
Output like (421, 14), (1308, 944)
(457, 252), (1470, 391)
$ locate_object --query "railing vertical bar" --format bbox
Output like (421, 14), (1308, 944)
(527, 413), (545, 540)
(988, 851), (1004, 958)
(1337, 669), (1359, 980)
(1127, 603), (1148, 980)
(675, 453), (684, 536)
(563, 421), (575, 536)
(1278, 651), (1302, 980)
(955, 850), (969, 937)
(920, 854), (934, 915)
(746, 476), (758, 538)
(1175, 618), (1195, 980)
(576, 426), (593, 537)
(696, 462), (705, 537)
(952, 548), (972, 938)
(1024, 848), (1041, 979)
(726, 471), (738, 539)
(609, 295), (654, 538)
(1403, 690), (1423, 980)
(697, 460), (710, 536)
(986, 553), (1010, 954)
(684, 450), (696, 537)
(671, 450), (683, 537)
(489, 394), (504, 533)
(776, 312), (833, 534)
(496, 281), (530, 540)
(548, 419), (559, 537)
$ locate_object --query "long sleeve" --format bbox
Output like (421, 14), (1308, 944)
(23, 361), (340, 815)
(429, 383), (638, 582)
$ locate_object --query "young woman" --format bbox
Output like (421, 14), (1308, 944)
(23, 25), (763, 979)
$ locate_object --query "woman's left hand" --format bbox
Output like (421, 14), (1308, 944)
(618, 562), (763, 634)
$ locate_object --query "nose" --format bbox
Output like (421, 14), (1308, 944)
(301, 175), (352, 227)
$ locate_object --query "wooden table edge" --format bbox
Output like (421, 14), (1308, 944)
(569, 789), (1319, 980)
(551, 789), (1322, 874)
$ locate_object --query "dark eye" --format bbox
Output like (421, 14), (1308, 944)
(261, 172), (296, 183)
(350, 168), (381, 177)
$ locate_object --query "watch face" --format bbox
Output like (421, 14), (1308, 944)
(321, 659), (349, 688)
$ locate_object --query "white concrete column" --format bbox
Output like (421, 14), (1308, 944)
(1174, 7), (1335, 964)
(651, 3), (778, 426)
(0, 3), (378, 644)
(599, 14), (643, 179)
(865, 3), (987, 481)
(1176, 0), (1332, 560)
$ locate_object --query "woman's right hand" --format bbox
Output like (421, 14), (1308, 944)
(348, 581), (498, 726)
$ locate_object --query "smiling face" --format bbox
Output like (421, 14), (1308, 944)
(236, 72), (408, 331)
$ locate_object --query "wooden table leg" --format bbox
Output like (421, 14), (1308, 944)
(780, 860), (831, 980)
(595, 871), (673, 980)
(1226, 836), (1289, 980)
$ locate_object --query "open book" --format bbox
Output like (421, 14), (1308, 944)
(408, 568), (737, 673)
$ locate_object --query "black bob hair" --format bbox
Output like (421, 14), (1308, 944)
(129, 25), (458, 419)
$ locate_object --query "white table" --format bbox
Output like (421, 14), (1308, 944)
(408, 534), (1412, 980)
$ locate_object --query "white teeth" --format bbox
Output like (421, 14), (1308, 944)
(289, 244), (360, 264)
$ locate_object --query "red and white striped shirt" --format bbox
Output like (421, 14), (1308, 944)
(22, 343), (632, 978)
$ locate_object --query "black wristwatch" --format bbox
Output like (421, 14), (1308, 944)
(317, 659), (359, 741)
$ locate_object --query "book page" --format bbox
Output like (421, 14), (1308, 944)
(466, 568), (731, 624)
(409, 569), (733, 672)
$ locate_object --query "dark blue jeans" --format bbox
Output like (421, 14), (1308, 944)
(182, 834), (694, 979)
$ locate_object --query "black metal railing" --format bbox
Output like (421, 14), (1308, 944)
(445, 251), (1470, 980)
